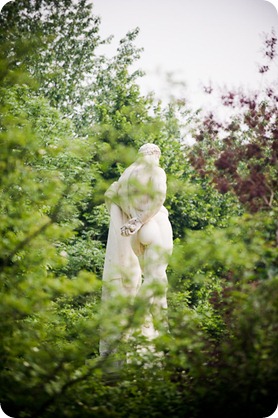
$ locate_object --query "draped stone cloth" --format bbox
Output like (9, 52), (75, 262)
(101, 202), (142, 301)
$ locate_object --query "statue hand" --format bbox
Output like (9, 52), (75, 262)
(121, 218), (142, 236)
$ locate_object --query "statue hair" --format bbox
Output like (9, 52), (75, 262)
(138, 143), (161, 157)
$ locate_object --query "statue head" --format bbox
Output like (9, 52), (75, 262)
(138, 143), (161, 158)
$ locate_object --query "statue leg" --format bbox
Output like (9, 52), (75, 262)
(136, 212), (173, 335)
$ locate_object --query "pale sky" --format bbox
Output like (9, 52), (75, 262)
(92, 0), (278, 108)
(0, 0), (277, 109)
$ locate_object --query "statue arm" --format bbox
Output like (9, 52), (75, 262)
(104, 181), (119, 211)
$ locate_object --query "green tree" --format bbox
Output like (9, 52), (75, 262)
(0, 39), (108, 416)
(0, 0), (104, 117)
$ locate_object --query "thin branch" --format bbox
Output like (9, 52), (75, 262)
(29, 309), (142, 418)
(0, 184), (72, 271)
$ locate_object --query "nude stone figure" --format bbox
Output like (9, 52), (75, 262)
(100, 143), (173, 356)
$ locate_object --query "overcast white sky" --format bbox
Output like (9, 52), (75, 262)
(0, 0), (277, 108)
(93, 0), (278, 108)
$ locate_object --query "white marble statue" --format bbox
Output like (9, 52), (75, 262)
(100, 143), (173, 356)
